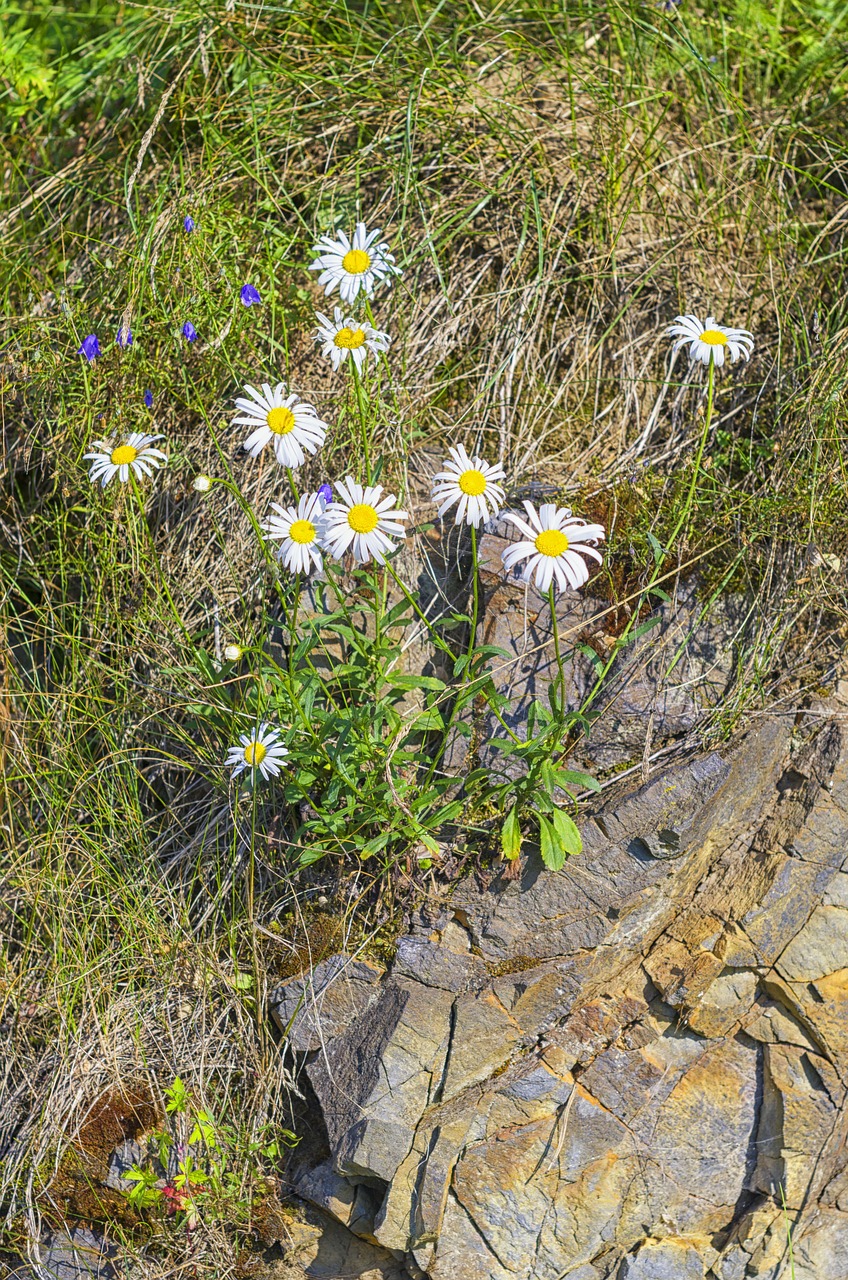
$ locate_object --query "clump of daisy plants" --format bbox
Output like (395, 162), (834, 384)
(81, 219), (754, 876)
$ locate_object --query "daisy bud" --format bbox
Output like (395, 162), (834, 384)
(192, 474), (213, 493)
(224, 644), (243, 662)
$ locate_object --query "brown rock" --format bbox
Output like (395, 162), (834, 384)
(619, 1236), (709, 1278)
(753, 1043), (844, 1208)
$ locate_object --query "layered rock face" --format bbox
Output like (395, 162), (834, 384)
(276, 708), (848, 1279)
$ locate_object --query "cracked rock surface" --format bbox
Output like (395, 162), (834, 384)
(282, 706), (848, 1278)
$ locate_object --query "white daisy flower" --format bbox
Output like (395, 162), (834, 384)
(233, 382), (328, 469)
(315, 308), (390, 373)
(226, 722), (288, 783)
(666, 314), (754, 367)
(321, 477), (408, 565)
(310, 222), (400, 303)
(431, 444), (506, 528)
(261, 491), (327, 575)
(502, 502), (605, 594)
(84, 433), (167, 487)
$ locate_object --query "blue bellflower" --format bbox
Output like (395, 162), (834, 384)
(144, 390), (154, 408)
(182, 321), (198, 342)
(317, 483), (333, 503)
(77, 334), (101, 361)
(116, 327), (133, 348)
(184, 215), (195, 233)
(240, 283), (261, 307)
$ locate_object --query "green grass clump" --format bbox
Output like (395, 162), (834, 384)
(2, 0), (848, 1269)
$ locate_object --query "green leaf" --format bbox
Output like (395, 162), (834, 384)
(537, 813), (565, 870)
(536, 808), (582, 870)
(501, 805), (522, 860)
(620, 615), (662, 646)
(553, 768), (601, 793)
(540, 759), (557, 795)
(575, 641), (605, 674)
(551, 808), (582, 856)
(188, 1110), (218, 1148)
(409, 708), (445, 732)
(428, 798), (464, 825)
(385, 673), (447, 692)
(359, 832), (391, 859)
(471, 644), (513, 661)
(646, 531), (665, 564)
(165, 1077), (189, 1114)
(418, 830), (440, 855)
(298, 844), (327, 866)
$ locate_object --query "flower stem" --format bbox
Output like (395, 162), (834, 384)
(384, 558), (522, 748)
(289, 575), (301, 681)
(350, 359), (371, 483)
(286, 467), (300, 503)
(422, 522), (487, 785)
(679, 352), (715, 536)
(467, 525), (480, 681)
(246, 778), (266, 1058)
(547, 582), (567, 725)
(580, 352), (716, 720)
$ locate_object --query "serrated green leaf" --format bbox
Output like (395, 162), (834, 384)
(537, 813), (565, 870)
(551, 807), (582, 856)
(501, 805), (522, 860)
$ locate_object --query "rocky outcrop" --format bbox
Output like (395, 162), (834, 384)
(280, 704), (848, 1279)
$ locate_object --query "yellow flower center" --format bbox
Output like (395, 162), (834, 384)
(534, 529), (569, 558)
(110, 444), (138, 466)
(289, 519), (316, 544)
(244, 741), (267, 767)
(342, 248), (371, 274)
(699, 329), (728, 346)
(347, 503), (379, 534)
(267, 406), (296, 435)
(457, 468), (487, 496)
(334, 326), (367, 350)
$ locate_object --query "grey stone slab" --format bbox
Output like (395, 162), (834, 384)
(270, 954), (385, 1053)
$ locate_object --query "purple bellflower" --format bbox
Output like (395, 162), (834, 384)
(144, 389), (154, 408)
(116, 327), (133, 348)
(77, 334), (101, 361)
(182, 321), (198, 343)
(240, 283), (261, 307)
(184, 215), (195, 233)
(317, 483), (333, 504)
